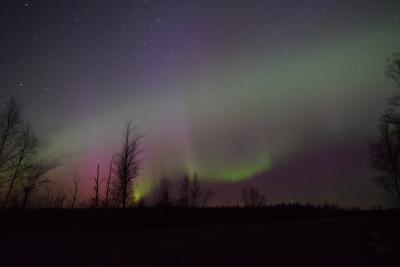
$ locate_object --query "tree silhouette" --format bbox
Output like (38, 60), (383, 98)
(0, 98), (23, 198)
(0, 97), (23, 174)
(20, 160), (55, 209)
(69, 176), (81, 209)
(0, 98), (56, 208)
(44, 184), (67, 209)
(54, 188), (67, 208)
(157, 178), (173, 208)
(189, 174), (201, 207)
(92, 164), (101, 208)
(202, 188), (215, 207)
(113, 121), (143, 208)
(241, 186), (266, 207)
(103, 154), (115, 208)
(177, 175), (190, 207)
(177, 174), (211, 207)
(370, 53), (400, 205)
(3, 124), (38, 207)
(386, 52), (400, 89)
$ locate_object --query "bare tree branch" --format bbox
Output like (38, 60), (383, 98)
(103, 154), (115, 208)
(3, 124), (37, 207)
(113, 121), (143, 208)
(69, 176), (81, 209)
(92, 164), (101, 208)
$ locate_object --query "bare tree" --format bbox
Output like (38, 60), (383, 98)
(0, 97), (23, 173)
(92, 164), (101, 208)
(385, 53), (400, 108)
(103, 154), (114, 208)
(69, 176), (81, 208)
(3, 124), (37, 207)
(177, 175), (190, 207)
(0, 98), (23, 202)
(370, 113), (400, 204)
(20, 161), (55, 209)
(113, 121), (143, 208)
(0, 97), (58, 208)
(370, 52), (400, 205)
(177, 174), (210, 207)
(44, 183), (66, 209)
(44, 183), (54, 208)
(189, 174), (201, 207)
(157, 178), (173, 208)
(241, 186), (266, 207)
(386, 52), (400, 90)
(54, 188), (67, 209)
(202, 188), (215, 207)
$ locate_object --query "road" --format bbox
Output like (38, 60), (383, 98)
(1, 216), (398, 266)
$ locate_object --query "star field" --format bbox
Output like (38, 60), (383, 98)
(1, 0), (400, 207)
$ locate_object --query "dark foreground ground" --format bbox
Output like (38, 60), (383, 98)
(1, 210), (400, 266)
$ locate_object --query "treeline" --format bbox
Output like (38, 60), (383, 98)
(151, 175), (214, 208)
(152, 177), (270, 208)
(0, 97), (364, 210)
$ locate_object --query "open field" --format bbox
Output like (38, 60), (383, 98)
(1, 210), (399, 266)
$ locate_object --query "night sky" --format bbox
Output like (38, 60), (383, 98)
(1, 0), (400, 208)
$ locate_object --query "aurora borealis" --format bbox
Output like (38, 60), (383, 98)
(1, 0), (400, 208)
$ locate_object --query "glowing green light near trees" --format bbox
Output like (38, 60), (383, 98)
(133, 157), (272, 201)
